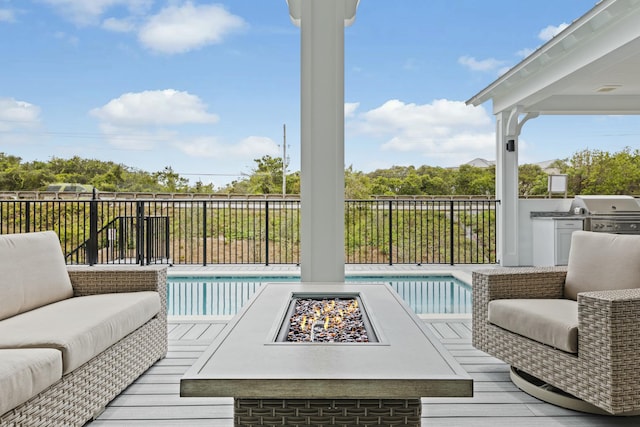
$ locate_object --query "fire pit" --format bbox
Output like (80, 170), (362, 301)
(181, 283), (472, 427)
(277, 293), (378, 343)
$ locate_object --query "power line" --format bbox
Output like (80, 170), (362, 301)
(176, 172), (246, 177)
(177, 172), (274, 177)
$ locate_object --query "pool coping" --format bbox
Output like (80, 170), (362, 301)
(167, 264), (478, 323)
(167, 268), (473, 287)
(166, 268), (474, 322)
(167, 312), (472, 322)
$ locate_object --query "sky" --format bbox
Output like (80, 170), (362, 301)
(1, 0), (639, 189)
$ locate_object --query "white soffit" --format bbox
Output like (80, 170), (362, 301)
(467, 0), (640, 115)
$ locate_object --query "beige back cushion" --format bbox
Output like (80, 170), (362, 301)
(564, 230), (640, 300)
(0, 231), (73, 320)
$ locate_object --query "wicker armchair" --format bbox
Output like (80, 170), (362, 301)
(473, 231), (640, 415)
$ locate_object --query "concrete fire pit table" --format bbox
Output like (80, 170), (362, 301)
(181, 283), (472, 426)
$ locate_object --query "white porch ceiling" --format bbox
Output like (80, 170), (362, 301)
(467, 0), (640, 115)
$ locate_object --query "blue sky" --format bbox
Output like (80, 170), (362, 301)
(1, 0), (638, 188)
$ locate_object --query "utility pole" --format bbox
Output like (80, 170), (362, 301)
(282, 124), (287, 196)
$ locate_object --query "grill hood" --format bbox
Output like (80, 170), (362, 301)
(570, 195), (640, 215)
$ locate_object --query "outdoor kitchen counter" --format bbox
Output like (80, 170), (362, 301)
(531, 216), (584, 266)
(530, 211), (586, 218)
(180, 282), (473, 400)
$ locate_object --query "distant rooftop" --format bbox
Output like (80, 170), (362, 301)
(465, 158), (495, 168)
(462, 158), (561, 174)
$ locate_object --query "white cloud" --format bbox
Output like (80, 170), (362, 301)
(54, 31), (79, 46)
(90, 89), (220, 152)
(345, 102), (360, 118)
(538, 23), (569, 42)
(462, 21), (569, 77)
(359, 99), (490, 132)
(458, 55), (508, 74)
(102, 17), (136, 33)
(0, 8), (16, 22)
(39, 0), (153, 26)
(516, 48), (535, 58)
(90, 89), (219, 127)
(0, 98), (41, 131)
(348, 99), (495, 165)
(231, 136), (279, 157)
(138, 2), (246, 54)
(89, 89), (277, 165)
(175, 136), (279, 159)
(38, 1), (246, 54)
(97, 125), (177, 151)
(461, 22), (570, 77)
(0, 98), (41, 145)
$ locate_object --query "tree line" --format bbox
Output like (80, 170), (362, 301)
(1, 147), (639, 197)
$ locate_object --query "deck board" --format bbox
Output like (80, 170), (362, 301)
(90, 318), (640, 426)
(179, 323), (211, 340)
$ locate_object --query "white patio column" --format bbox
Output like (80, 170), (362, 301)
(287, 0), (359, 282)
(495, 109), (520, 266)
(495, 108), (538, 266)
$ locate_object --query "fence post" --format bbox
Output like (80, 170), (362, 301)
(25, 201), (31, 233)
(164, 216), (170, 264)
(145, 217), (151, 265)
(265, 200), (270, 266)
(136, 201), (145, 265)
(88, 200), (98, 265)
(388, 200), (393, 265)
(450, 200), (455, 266)
(202, 201), (207, 266)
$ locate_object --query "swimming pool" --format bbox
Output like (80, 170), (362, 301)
(167, 275), (472, 317)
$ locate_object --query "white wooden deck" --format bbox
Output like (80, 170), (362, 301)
(89, 318), (640, 426)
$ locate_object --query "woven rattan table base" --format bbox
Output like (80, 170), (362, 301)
(235, 398), (421, 426)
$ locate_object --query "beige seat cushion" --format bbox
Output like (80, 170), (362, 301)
(0, 348), (63, 416)
(0, 292), (160, 374)
(0, 231), (73, 321)
(488, 299), (578, 353)
(565, 231), (640, 300)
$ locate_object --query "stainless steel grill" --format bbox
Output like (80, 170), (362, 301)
(569, 195), (640, 234)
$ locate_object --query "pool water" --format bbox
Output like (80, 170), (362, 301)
(167, 275), (472, 317)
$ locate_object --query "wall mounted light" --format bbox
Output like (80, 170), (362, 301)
(506, 139), (515, 152)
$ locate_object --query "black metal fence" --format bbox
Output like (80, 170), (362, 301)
(0, 198), (498, 265)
